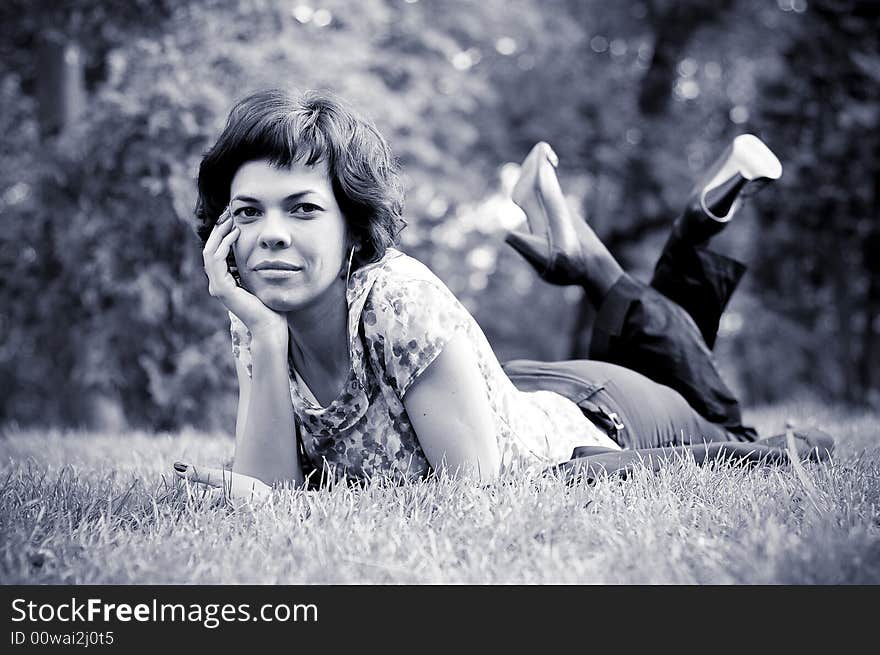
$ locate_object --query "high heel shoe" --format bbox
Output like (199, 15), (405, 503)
(678, 134), (782, 244)
(504, 142), (595, 286)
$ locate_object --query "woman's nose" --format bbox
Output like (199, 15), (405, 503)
(258, 210), (293, 249)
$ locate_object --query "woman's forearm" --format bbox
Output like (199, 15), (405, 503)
(233, 334), (303, 487)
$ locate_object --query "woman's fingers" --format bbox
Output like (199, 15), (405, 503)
(202, 207), (232, 254)
(199, 210), (288, 336)
(214, 224), (240, 260)
(203, 212), (241, 301)
(173, 462), (272, 502)
(174, 461), (225, 487)
(203, 211), (237, 265)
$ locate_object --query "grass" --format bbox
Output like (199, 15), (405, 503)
(1, 399), (878, 584)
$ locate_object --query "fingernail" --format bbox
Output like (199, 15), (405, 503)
(546, 148), (559, 168)
(173, 462), (188, 473)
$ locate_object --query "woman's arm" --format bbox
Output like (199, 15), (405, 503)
(174, 330), (301, 498)
(403, 332), (501, 483)
(199, 208), (303, 489)
(231, 331), (304, 488)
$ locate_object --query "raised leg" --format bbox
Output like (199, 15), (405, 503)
(589, 274), (757, 441)
(650, 134), (783, 348)
(505, 141), (757, 441)
(506, 142), (624, 305)
(650, 232), (746, 350)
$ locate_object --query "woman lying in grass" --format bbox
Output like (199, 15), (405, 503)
(175, 88), (832, 500)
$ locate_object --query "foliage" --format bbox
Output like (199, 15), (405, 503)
(0, 0), (876, 429)
(750, 0), (880, 403)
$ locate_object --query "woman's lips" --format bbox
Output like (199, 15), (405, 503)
(253, 261), (303, 280)
(256, 268), (301, 280)
(254, 260), (301, 270)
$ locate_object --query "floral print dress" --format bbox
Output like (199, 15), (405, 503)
(229, 248), (620, 483)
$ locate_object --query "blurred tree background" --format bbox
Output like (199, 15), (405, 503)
(1, 0), (877, 432)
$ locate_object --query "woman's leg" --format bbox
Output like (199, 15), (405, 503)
(508, 143), (624, 306)
(649, 135), (784, 347)
(505, 358), (834, 465)
(649, 227), (746, 350)
(508, 143), (756, 441)
(549, 440), (830, 484)
(589, 275), (756, 441)
(505, 358), (737, 449)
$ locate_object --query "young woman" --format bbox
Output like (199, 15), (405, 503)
(174, 89), (832, 500)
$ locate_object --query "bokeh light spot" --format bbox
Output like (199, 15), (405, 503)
(675, 78), (700, 100)
(427, 196), (449, 217)
(467, 246), (497, 272)
(2, 182), (31, 206)
(678, 58), (698, 77)
(452, 51), (473, 70)
(729, 105), (750, 123)
(292, 5), (313, 23)
(313, 9), (332, 27)
(468, 271), (489, 291)
(495, 37), (517, 56)
(719, 312), (744, 336)
(705, 61), (722, 80)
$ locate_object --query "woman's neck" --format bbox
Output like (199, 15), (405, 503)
(285, 277), (351, 385)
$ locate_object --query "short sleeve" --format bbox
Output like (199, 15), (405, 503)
(229, 311), (253, 379)
(362, 275), (471, 398)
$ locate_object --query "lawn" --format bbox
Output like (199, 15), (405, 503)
(1, 399), (878, 584)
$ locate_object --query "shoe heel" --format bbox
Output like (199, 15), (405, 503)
(701, 173), (748, 220)
(505, 230), (550, 275)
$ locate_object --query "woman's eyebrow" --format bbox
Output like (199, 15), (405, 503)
(231, 191), (320, 204)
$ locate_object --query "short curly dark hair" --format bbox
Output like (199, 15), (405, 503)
(195, 88), (406, 270)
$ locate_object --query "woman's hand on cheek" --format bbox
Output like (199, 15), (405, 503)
(173, 461), (273, 505)
(202, 208), (288, 340)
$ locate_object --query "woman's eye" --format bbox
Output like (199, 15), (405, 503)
(233, 207), (260, 220)
(292, 203), (321, 216)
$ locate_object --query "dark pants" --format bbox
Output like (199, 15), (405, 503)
(504, 223), (758, 450)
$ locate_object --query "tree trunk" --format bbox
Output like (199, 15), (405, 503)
(36, 31), (86, 137)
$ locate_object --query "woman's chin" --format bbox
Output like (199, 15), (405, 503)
(261, 295), (303, 313)
(242, 286), (298, 313)
(247, 275), (343, 313)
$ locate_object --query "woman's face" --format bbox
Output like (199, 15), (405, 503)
(229, 158), (350, 313)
